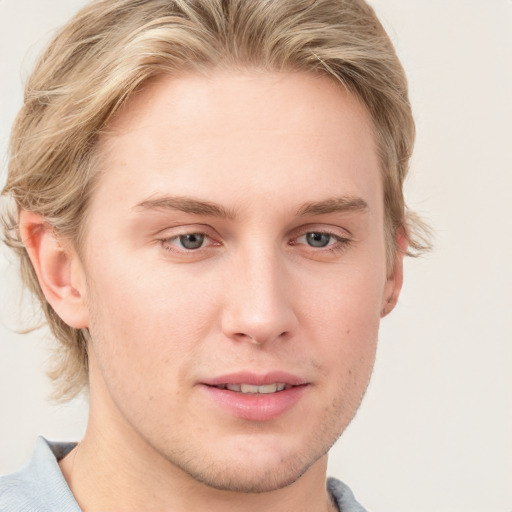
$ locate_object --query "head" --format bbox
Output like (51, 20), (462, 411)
(2, 0), (430, 494)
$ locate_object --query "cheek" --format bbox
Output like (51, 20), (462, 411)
(83, 257), (218, 393)
(302, 260), (386, 335)
(318, 302), (379, 427)
(300, 264), (384, 391)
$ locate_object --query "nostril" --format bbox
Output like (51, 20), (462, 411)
(240, 334), (262, 345)
(234, 331), (289, 345)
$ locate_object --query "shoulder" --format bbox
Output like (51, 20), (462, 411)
(0, 468), (44, 512)
(327, 477), (369, 512)
(0, 437), (80, 512)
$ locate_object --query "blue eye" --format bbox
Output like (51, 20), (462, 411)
(177, 233), (205, 250)
(305, 232), (335, 247)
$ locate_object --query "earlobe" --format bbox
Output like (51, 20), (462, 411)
(20, 211), (89, 329)
(380, 228), (407, 318)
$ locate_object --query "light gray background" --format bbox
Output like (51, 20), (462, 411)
(1, 1), (511, 511)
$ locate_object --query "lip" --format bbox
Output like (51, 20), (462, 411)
(200, 371), (309, 422)
(202, 371), (308, 387)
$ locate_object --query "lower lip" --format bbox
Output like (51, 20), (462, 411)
(201, 385), (308, 422)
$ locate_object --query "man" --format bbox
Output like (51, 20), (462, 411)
(0, 0), (429, 510)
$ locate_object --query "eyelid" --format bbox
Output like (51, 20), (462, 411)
(289, 223), (353, 241)
(291, 232), (351, 250)
(165, 232), (209, 249)
(153, 222), (214, 237)
(157, 225), (222, 254)
(294, 231), (346, 246)
(288, 224), (354, 258)
(155, 223), (353, 257)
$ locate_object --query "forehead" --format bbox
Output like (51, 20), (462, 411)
(92, 69), (381, 218)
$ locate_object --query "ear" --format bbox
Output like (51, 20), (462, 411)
(19, 211), (89, 329)
(380, 228), (407, 318)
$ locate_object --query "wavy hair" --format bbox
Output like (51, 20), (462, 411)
(1, 0), (431, 401)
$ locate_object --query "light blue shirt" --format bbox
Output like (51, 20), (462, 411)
(0, 437), (368, 511)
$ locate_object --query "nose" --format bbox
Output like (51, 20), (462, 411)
(220, 245), (298, 346)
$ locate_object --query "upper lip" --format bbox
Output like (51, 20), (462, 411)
(201, 371), (308, 387)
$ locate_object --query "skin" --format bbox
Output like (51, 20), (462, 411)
(21, 69), (404, 512)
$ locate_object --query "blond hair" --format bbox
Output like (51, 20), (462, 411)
(1, 0), (431, 401)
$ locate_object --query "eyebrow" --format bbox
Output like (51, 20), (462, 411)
(134, 194), (369, 219)
(134, 195), (237, 219)
(296, 196), (369, 216)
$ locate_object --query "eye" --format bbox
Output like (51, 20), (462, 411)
(304, 232), (335, 248)
(290, 228), (352, 258)
(176, 233), (205, 250)
(296, 231), (340, 248)
(161, 232), (212, 252)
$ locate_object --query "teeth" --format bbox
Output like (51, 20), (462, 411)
(220, 383), (289, 394)
(255, 384), (277, 394)
(240, 383), (260, 393)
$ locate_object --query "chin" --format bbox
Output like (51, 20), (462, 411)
(159, 431), (333, 494)
(181, 453), (315, 494)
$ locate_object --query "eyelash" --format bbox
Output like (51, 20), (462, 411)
(291, 230), (351, 254)
(160, 232), (217, 253)
(158, 229), (352, 256)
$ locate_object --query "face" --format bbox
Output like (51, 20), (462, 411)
(78, 69), (400, 492)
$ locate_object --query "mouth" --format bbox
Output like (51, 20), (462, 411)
(209, 383), (293, 394)
(200, 372), (308, 421)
